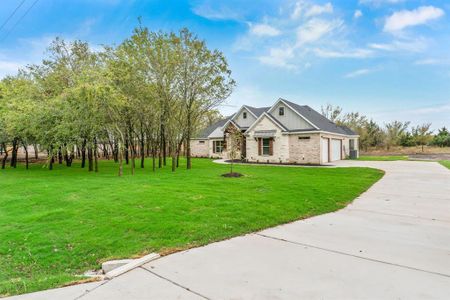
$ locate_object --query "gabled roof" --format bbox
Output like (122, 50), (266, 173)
(194, 116), (232, 139)
(246, 106), (271, 117)
(280, 99), (355, 135)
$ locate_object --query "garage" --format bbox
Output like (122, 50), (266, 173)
(331, 139), (342, 161)
(321, 138), (329, 163)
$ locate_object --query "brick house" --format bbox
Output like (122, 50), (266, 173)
(190, 98), (359, 164)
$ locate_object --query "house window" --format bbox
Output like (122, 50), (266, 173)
(243, 112), (247, 119)
(199, 140), (205, 144)
(213, 141), (224, 153)
(279, 107), (285, 116)
(298, 136), (310, 140)
(262, 138), (270, 155)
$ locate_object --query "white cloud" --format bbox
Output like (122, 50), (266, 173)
(354, 10), (363, 19)
(296, 18), (343, 45)
(414, 58), (450, 66)
(315, 48), (373, 58)
(368, 38), (427, 53)
(191, 3), (241, 21)
(344, 68), (379, 78)
(258, 47), (296, 70)
(249, 23), (281, 37)
(384, 6), (445, 33)
(359, 0), (405, 5)
(304, 3), (333, 18)
(291, 1), (306, 20)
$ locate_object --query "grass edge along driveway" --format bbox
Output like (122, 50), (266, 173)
(0, 158), (383, 296)
(439, 160), (450, 169)
(354, 155), (409, 161)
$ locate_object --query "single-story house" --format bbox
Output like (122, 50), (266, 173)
(190, 98), (359, 164)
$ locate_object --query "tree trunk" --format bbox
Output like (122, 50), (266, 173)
(49, 147), (54, 170)
(140, 131), (145, 168)
(94, 139), (99, 173)
(1, 143), (8, 169)
(10, 138), (18, 168)
(33, 144), (39, 159)
(172, 154), (176, 172)
(118, 144), (123, 177)
(23, 143), (29, 170)
(58, 147), (63, 164)
(124, 136), (129, 165)
(81, 139), (87, 168)
(186, 116), (192, 169)
(152, 150), (156, 172)
(88, 146), (93, 172)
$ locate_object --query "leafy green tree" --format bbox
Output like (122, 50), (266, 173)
(412, 123), (433, 152)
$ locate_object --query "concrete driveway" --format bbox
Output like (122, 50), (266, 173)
(9, 161), (450, 299)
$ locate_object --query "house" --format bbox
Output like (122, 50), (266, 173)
(190, 98), (359, 164)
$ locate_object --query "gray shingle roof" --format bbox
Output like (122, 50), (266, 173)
(281, 99), (357, 135)
(194, 116), (232, 139)
(246, 106), (270, 117)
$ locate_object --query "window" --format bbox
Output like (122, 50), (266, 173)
(243, 112), (247, 119)
(199, 140), (205, 144)
(298, 136), (310, 140)
(213, 141), (224, 153)
(262, 138), (270, 155)
(279, 107), (285, 116)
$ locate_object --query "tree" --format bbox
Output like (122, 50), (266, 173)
(385, 121), (410, 150)
(431, 127), (450, 147)
(321, 103), (343, 123)
(412, 123), (433, 152)
(174, 28), (235, 169)
(224, 124), (242, 175)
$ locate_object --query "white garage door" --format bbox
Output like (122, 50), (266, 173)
(321, 138), (329, 163)
(331, 139), (342, 161)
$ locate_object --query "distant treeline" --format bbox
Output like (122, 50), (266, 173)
(321, 104), (450, 151)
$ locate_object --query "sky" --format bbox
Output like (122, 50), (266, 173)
(0, 0), (449, 129)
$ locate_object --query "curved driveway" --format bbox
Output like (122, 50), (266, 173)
(11, 161), (450, 300)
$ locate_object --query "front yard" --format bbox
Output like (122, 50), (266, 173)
(0, 158), (383, 296)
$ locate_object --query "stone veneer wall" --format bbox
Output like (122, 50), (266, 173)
(246, 116), (289, 163)
(288, 133), (321, 164)
(190, 139), (209, 157)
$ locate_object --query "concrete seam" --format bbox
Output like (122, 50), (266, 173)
(140, 266), (211, 300)
(74, 279), (110, 300)
(256, 233), (450, 278)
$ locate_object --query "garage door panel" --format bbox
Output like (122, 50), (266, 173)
(331, 139), (342, 161)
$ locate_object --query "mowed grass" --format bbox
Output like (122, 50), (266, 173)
(439, 160), (450, 169)
(0, 158), (383, 296)
(355, 155), (409, 161)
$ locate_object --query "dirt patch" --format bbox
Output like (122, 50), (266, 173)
(408, 153), (450, 161)
(221, 172), (243, 177)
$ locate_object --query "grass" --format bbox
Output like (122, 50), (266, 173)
(354, 155), (409, 161)
(0, 158), (383, 296)
(439, 160), (450, 169)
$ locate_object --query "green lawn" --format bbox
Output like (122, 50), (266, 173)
(0, 158), (383, 296)
(354, 155), (409, 161)
(439, 160), (450, 169)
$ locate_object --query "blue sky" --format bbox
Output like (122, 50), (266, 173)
(1, 0), (449, 129)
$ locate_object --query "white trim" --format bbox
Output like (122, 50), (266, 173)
(246, 112), (287, 133)
(268, 98), (319, 130)
(283, 130), (359, 138)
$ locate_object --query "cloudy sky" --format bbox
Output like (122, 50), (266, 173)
(1, 0), (449, 129)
